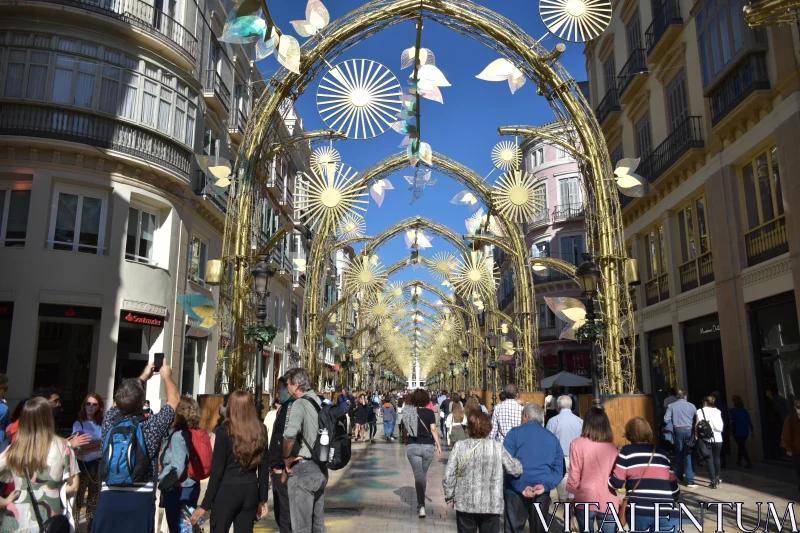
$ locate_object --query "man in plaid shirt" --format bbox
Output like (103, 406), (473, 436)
(490, 384), (524, 443)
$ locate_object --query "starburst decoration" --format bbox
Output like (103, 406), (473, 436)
(492, 141), (522, 171)
(451, 251), (498, 300)
(539, 0), (613, 43)
(310, 146), (341, 177)
(492, 170), (546, 223)
(337, 214), (366, 240)
(296, 163), (368, 232)
(362, 292), (397, 324)
(426, 252), (458, 282)
(343, 254), (387, 297)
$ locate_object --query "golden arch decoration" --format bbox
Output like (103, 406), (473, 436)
(234, 0), (634, 393)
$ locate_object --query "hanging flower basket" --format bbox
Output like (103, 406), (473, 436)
(244, 323), (281, 345)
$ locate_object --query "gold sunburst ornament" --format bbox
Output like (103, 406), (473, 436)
(539, 0), (613, 42)
(310, 146), (341, 177)
(492, 141), (522, 171)
(492, 170), (546, 223)
(296, 163), (368, 232)
(343, 254), (387, 296)
(426, 252), (458, 282)
(451, 251), (498, 300)
(337, 214), (366, 240)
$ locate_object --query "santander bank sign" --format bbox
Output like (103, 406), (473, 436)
(123, 312), (164, 327)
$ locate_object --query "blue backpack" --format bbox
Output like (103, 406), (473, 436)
(100, 414), (151, 486)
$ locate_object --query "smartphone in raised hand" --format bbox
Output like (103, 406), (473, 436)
(153, 353), (165, 373)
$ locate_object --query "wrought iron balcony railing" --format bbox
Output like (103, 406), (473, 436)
(552, 203), (584, 222)
(678, 251), (714, 293)
(638, 116), (703, 184)
(533, 270), (573, 285)
(617, 48), (649, 98)
(193, 170), (228, 212)
(205, 70), (231, 110)
(745, 216), (788, 267)
(645, 0), (682, 56)
(37, 0), (197, 61)
(0, 103), (190, 176)
(710, 53), (770, 126)
(644, 273), (669, 306)
(229, 108), (247, 136)
(595, 88), (620, 125)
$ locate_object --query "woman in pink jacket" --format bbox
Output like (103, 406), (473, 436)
(566, 407), (619, 533)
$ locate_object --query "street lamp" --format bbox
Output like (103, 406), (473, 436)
(449, 361), (456, 392)
(250, 255), (277, 420)
(575, 252), (603, 408)
(343, 331), (354, 390)
(486, 330), (502, 407)
(461, 351), (469, 391)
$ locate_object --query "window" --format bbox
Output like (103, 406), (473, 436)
(627, 12), (642, 51)
(635, 113), (652, 158)
(677, 195), (710, 263)
(610, 144), (624, 168)
(532, 241), (550, 258)
(666, 71), (689, 132)
(181, 338), (203, 396)
(48, 187), (106, 254)
(644, 225), (667, 280)
(126, 206), (157, 263)
(556, 146), (566, 159)
(538, 303), (556, 328)
(529, 147), (544, 168)
(0, 188), (31, 247)
(27, 52), (49, 101)
(740, 146), (783, 230)
(188, 235), (207, 284)
(696, 0), (756, 87)
(603, 56), (616, 93)
(203, 128), (219, 156)
(291, 304), (299, 345)
(4, 50), (26, 98)
(558, 176), (581, 206)
(561, 235), (585, 265)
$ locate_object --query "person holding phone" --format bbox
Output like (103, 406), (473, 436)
(72, 393), (105, 532)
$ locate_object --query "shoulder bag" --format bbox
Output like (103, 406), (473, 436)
(455, 441), (483, 479)
(619, 447), (656, 530)
(24, 468), (72, 533)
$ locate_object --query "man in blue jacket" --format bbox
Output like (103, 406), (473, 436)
(337, 386), (355, 434)
(503, 402), (565, 533)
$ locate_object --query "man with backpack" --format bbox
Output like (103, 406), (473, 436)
(283, 368), (340, 533)
(269, 377), (295, 533)
(92, 361), (180, 533)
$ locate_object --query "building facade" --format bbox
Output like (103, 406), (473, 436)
(0, 0), (306, 417)
(585, 0), (800, 460)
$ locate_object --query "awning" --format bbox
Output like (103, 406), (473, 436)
(540, 371), (592, 389)
(186, 325), (212, 338)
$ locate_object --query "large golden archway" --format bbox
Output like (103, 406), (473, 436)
(232, 0), (634, 392)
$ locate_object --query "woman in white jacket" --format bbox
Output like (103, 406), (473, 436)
(695, 395), (725, 488)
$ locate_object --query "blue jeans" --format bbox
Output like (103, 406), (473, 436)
(631, 513), (681, 532)
(575, 511), (616, 533)
(384, 421), (394, 438)
(674, 429), (695, 482)
(163, 483), (200, 533)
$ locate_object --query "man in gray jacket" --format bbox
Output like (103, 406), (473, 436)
(283, 368), (327, 533)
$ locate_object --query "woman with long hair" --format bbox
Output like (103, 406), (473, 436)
(354, 394), (368, 443)
(446, 401), (467, 445)
(696, 396), (724, 488)
(443, 412), (522, 533)
(609, 418), (679, 532)
(0, 397), (79, 532)
(159, 396), (204, 533)
(401, 389), (442, 518)
(191, 391), (270, 532)
(72, 393), (104, 532)
(566, 407), (619, 533)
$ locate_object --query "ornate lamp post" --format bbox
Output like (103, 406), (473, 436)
(486, 330), (502, 407)
(449, 361), (456, 392)
(576, 253), (603, 408)
(461, 351), (470, 392)
(342, 331), (354, 391)
(250, 255), (277, 420)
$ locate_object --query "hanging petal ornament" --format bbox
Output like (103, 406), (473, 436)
(539, 0), (613, 43)
(400, 47), (436, 69)
(417, 64), (451, 88)
(614, 157), (651, 197)
(310, 146), (341, 177)
(544, 296), (587, 340)
(255, 28), (279, 60)
(296, 162), (368, 232)
(292, 258), (307, 272)
(276, 34), (301, 74)
(476, 58), (527, 94)
(450, 190), (481, 211)
(370, 178), (394, 207)
(491, 141), (522, 171)
(337, 213), (366, 240)
(492, 170), (546, 223)
(290, 0), (329, 38)
(221, 10), (267, 44)
(196, 155), (233, 188)
(317, 59), (404, 140)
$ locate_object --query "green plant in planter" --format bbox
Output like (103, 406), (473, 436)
(575, 322), (605, 343)
(244, 323), (281, 345)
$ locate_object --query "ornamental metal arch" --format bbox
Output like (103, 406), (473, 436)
(235, 0), (634, 393)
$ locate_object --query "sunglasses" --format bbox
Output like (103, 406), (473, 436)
(86, 402), (99, 407)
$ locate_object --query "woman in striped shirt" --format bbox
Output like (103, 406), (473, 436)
(609, 418), (680, 532)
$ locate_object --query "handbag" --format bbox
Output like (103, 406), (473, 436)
(455, 442), (482, 479)
(23, 468), (72, 533)
(619, 447), (656, 530)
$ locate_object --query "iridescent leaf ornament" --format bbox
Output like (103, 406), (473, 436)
(290, 0), (330, 38)
(450, 190), (481, 211)
(400, 47), (436, 69)
(544, 296), (587, 340)
(614, 158), (651, 197)
(370, 179), (394, 207)
(255, 28), (279, 60)
(221, 10), (267, 44)
(277, 34), (301, 74)
(476, 58), (527, 94)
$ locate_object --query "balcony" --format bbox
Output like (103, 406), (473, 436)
(533, 270), (574, 285)
(552, 203), (584, 223)
(292, 270), (306, 293)
(268, 170), (285, 195)
(710, 53), (770, 127)
(539, 326), (559, 340)
(595, 88), (621, 129)
(30, 0), (197, 65)
(500, 292), (515, 310)
(678, 251), (714, 293)
(638, 116), (704, 185)
(645, 0), (683, 63)
(617, 49), (649, 104)
(0, 103), (190, 176)
(203, 70), (231, 116)
(745, 216), (788, 267)
(279, 184), (294, 214)
(193, 170), (228, 213)
(644, 273), (669, 306)
(228, 108), (246, 143)
(526, 209), (550, 232)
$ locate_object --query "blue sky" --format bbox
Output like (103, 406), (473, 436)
(257, 0), (589, 291)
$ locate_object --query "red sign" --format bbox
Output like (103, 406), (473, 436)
(122, 311), (164, 327)
(333, 364), (341, 371)
(64, 307), (76, 318)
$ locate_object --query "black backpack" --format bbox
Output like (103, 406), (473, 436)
(300, 399), (351, 470)
(697, 409), (714, 441)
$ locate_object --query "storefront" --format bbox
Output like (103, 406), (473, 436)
(749, 291), (800, 460)
(115, 309), (166, 393)
(35, 303), (102, 431)
(683, 314), (726, 406)
(0, 302), (13, 373)
(647, 327), (676, 417)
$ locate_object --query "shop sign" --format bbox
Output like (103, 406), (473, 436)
(39, 303), (102, 320)
(566, 352), (590, 378)
(699, 324), (720, 335)
(684, 315), (721, 343)
(121, 311), (165, 328)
